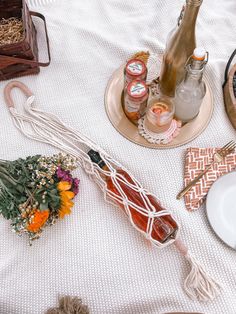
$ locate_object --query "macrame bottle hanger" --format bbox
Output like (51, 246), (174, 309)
(4, 81), (221, 301)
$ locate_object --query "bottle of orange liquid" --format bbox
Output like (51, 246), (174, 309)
(88, 150), (178, 243)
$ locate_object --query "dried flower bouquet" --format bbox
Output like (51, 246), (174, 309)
(0, 153), (79, 243)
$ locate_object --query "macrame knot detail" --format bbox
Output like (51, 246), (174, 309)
(110, 171), (117, 178)
(138, 187), (145, 194)
(148, 212), (155, 219)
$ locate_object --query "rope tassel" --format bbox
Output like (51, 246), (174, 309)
(174, 239), (221, 301)
(4, 81), (222, 301)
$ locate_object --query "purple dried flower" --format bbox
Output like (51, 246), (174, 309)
(72, 178), (80, 195)
(56, 167), (79, 195)
(73, 178), (80, 187)
(56, 166), (64, 179)
(56, 167), (73, 184)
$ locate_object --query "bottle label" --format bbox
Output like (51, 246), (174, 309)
(125, 99), (147, 117)
(126, 101), (140, 113)
(127, 61), (143, 75)
(130, 82), (146, 97)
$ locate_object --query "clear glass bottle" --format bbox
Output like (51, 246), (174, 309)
(174, 47), (208, 122)
(159, 0), (203, 97)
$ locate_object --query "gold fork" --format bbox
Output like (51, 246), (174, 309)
(177, 140), (236, 200)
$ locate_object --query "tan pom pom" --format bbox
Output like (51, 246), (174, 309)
(45, 296), (89, 314)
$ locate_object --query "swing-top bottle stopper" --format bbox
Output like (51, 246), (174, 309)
(189, 47), (208, 70)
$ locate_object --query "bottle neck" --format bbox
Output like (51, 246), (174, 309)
(87, 149), (109, 173)
(186, 0), (203, 6)
(183, 64), (204, 86)
(179, 0), (202, 31)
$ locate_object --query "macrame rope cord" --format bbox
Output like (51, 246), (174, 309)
(5, 81), (221, 301)
(9, 95), (177, 248)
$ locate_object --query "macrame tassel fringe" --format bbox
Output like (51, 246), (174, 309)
(45, 296), (89, 314)
(174, 239), (221, 301)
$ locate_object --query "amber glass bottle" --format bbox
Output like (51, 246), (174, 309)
(159, 0), (203, 97)
(88, 150), (178, 243)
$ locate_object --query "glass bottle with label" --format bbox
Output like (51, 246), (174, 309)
(174, 47), (208, 122)
(87, 150), (178, 243)
(124, 59), (147, 87)
(124, 80), (149, 123)
(159, 0), (203, 97)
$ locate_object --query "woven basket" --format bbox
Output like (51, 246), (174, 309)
(0, 0), (50, 80)
(223, 49), (236, 130)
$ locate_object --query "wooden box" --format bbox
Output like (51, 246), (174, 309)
(223, 49), (236, 130)
(0, 0), (50, 80)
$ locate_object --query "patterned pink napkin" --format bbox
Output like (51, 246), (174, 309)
(184, 147), (236, 211)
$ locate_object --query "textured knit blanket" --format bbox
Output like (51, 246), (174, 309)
(0, 0), (235, 313)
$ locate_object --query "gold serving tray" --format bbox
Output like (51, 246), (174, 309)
(105, 65), (214, 149)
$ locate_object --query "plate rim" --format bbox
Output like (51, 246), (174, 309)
(206, 171), (236, 250)
(104, 63), (214, 149)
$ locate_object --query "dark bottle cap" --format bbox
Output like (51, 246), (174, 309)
(88, 150), (106, 169)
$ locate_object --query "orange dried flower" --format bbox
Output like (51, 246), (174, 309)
(27, 210), (49, 233)
(58, 181), (75, 219)
(57, 181), (71, 191)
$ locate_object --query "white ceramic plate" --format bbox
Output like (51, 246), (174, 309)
(206, 172), (236, 249)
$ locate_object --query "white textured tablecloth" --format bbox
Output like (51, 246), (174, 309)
(0, 0), (236, 313)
